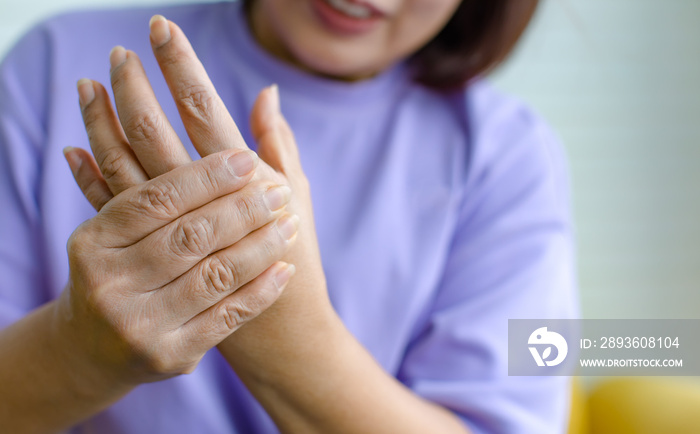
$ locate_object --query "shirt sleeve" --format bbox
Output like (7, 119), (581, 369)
(0, 25), (53, 329)
(396, 96), (579, 434)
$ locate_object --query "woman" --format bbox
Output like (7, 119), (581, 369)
(0, 0), (578, 432)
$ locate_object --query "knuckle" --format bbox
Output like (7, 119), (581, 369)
(84, 284), (114, 316)
(95, 149), (131, 185)
(220, 302), (255, 331)
(176, 83), (216, 125)
(233, 193), (261, 230)
(118, 326), (183, 376)
(81, 277), (124, 320)
(137, 347), (176, 376)
(66, 224), (106, 296)
(197, 157), (224, 194)
(220, 291), (273, 331)
(66, 230), (84, 258)
(66, 223), (93, 260)
(201, 257), (240, 298)
(134, 181), (180, 219)
(123, 111), (164, 145)
(172, 215), (216, 257)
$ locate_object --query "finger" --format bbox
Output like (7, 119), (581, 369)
(149, 15), (248, 155)
(77, 78), (149, 194)
(94, 148), (258, 246)
(155, 213), (299, 323)
(63, 146), (113, 211)
(250, 85), (303, 176)
(128, 181), (292, 288)
(178, 261), (295, 351)
(109, 46), (192, 178)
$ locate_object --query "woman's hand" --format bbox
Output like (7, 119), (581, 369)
(66, 15), (329, 337)
(57, 15), (315, 386)
(58, 150), (296, 382)
(57, 149), (298, 385)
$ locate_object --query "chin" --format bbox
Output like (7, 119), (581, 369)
(286, 40), (388, 80)
(253, 0), (397, 80)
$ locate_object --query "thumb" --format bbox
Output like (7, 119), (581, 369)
(249, 85), (302, 176)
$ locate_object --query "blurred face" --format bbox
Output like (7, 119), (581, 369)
(248, 0), (462, 80)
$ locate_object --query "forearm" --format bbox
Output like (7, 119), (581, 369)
(0, 298), (133, 433)
(219, 302), (469, 434)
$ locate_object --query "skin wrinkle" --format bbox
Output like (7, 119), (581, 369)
(171, 214), (218, 258)
(175, 81), (218, 127)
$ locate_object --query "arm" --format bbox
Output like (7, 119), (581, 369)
(221, 94), (578, 434)
(218, 289), (470, 434)
(0, 301), (134, 432)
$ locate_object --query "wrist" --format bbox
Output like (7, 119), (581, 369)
(49, 287), (135, 400)
(0, 289), (135, 432)
(218, 287), (344, 378)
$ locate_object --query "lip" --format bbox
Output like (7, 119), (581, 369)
(310, 0), (386, 36)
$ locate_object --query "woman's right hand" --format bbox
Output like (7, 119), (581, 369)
(54, 147), (298, 386)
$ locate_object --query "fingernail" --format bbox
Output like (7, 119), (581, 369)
(149, 15), (171, 47)
(276, 213), (299, 242)
(269, 84), (280, 113)
(227, 150), (258, 177)
(76, 78), (95, 107)
(263, 185), (292, 212)
(273, 262), (296, 291)
(62, 147), (82, 175)
(109, 46), (127, 71)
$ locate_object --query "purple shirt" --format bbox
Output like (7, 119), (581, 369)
(0, 2), (578, 433)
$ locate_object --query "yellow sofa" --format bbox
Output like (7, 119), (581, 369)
(568, 377), (700, 433)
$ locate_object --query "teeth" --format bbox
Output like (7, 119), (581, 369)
(326, 0), (372, 19)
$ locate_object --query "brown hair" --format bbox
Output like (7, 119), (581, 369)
(411, 0), (539, 91)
